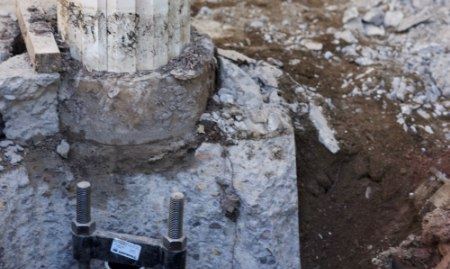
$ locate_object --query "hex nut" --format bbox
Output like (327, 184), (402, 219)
(71, 220), (96, 235)
(162, 236), (187, 251)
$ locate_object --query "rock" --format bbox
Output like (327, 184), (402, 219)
(397, 8), (432, 32)
(0, 54), (60, 142)
(430, 55), (450, 98)
(434, 253), (450, 269)
(308, 104), (340, 154)
(365, 186), (373, 199)
(364, 24), (385, 36)
(218, 58), (264, 111)
(384, 11), (404, 28)
(0, 140), (13, 148)
(217, 49), (256, 65)
(334, 30), (358, 43)
(343, 7), (359, 24)
(192, 18), (235, 40)
(389, 77), (415, 102)
(301, 39), (323, 51)
(324, 51), (334, 60)
(267, 57), (284, 68)
(210, 57), (292, 140)
(439, 244), (450, 256)
(427, 182), (450, 210)
(355, 57), (375, 66)
(363, 8), (385, 26)
(289, 59), (301, 66)
(56, 140), (70, 159)
(4, 145), (23, 165)
(246, 63), (283, 88)
(217, 88), (235, 105)
(422, 208), (450, 244)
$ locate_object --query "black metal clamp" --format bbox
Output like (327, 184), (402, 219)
(72, 181), (187, 269)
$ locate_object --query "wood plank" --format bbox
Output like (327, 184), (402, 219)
(16, 0), (61, 73)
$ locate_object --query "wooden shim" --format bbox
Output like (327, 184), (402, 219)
(16, 0), (61, 73)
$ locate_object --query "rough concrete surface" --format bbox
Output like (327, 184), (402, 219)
(0, 56), (300, 269)
(59, 33), (216, 147)
(0, 54), (60, 142)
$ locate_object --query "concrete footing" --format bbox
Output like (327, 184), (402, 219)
(60, 32), (215, 145)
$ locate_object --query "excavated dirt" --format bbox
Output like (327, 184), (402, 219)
(191, 0), (450, 268)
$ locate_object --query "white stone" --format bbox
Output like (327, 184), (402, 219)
(364, 24), (385, 36)
(4, 145), (23, 165)
(56, 140), (70, 159)
(334, 30), (358, 43)
(363, 8), (385, 26)
(308, 104), (340, 154)
(384, 11), (404, 28)
(343, 7), (359, 24)
(324, 51), (334, 60)
(397, 8), (432, 32)
(430, 54), (450, 97)
(355, 57), (375, 66)
(0, 140), (13, 148)
(301, 39), (323, 51)
(389, 77), (415, 101)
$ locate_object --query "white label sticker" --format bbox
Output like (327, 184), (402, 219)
(110, 239), (142, 261)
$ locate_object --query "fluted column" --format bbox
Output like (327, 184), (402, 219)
(57, 0), (190, 73)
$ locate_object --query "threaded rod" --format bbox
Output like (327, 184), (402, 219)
(76, 181), (91, 224)
(168, 192), (185, 239)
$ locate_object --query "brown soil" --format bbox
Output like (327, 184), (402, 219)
(192, 0), (450, 268)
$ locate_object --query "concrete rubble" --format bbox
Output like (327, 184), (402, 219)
(193, 0), (449, 144)
(189, 0), (449, 267)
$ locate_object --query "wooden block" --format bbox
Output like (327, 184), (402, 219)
(16, 0), (61, 73)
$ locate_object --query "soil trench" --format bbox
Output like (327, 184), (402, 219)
(191, 0), (450, 268)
